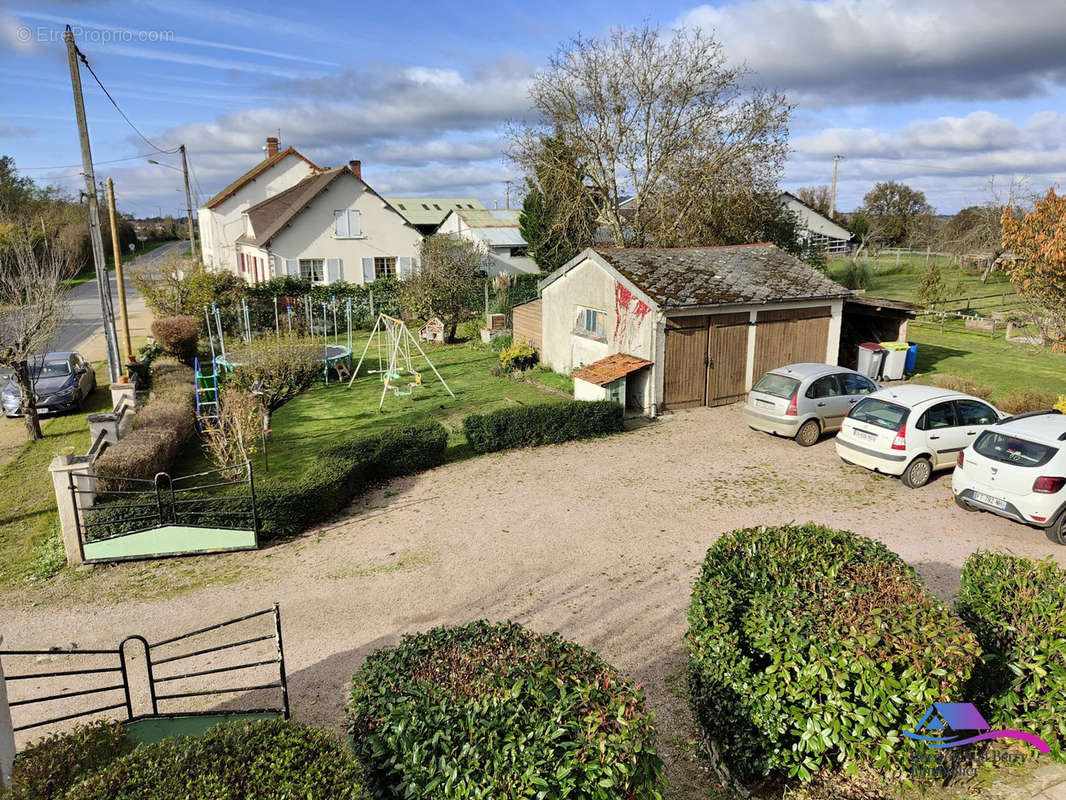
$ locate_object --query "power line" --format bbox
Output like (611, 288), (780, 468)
(17, 152), (174, 171)
(73, 43), (178, 156)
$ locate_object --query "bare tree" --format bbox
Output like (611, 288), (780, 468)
(512, 25), (791, 248)
(795, 185), (833, 216)
(0, 226), (75, 440)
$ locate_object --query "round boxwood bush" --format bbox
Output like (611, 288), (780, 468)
(63, 719), (370, 799)
(347, 620), (664, 799)
(2, 720), (134, 800)
(686, 524), (980, 783)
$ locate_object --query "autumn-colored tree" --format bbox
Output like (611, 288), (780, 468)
(1002, 188), (1066, 342)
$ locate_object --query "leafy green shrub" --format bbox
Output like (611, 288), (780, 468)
(64, 719), (370, 800)
(498, 338), (538, 372)
(347, 620), (664, 800)
(686, 524), (979, 783)
(2, 720), (134, 800)
(257, 421), (447, 539)
(998, 391), (1058, 415)
(463, 399), (623, 453)
(956, 552), (1066, 759)
(489, 333), (513, 352)
(224, 338), (324, 428)
(135, 268), (246, 333)
(838, 261), (873, 290)
(149, 316), (199, 365)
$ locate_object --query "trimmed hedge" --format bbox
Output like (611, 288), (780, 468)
(2, 720), (134, 800)
(150, 316), (199, 365)
(463, 399), (623, 453)
(956, 551), (1066, 759)
(347, 620), (664, 799)
(63, 719), (370, 800)
(254, 420), (447, 540)
(686, 524), (980, 782)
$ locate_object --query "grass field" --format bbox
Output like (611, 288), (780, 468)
(0, 361), (112, 587)
(827, 251), (1019, 313)
(174, 334), (569, 481)
(909, 320), (1066, 404)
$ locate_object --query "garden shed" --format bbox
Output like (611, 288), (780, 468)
(538, 245), (850, 414)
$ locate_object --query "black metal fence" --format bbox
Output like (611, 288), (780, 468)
(0, 606), (288, 742)
(72, 462), (259, 562)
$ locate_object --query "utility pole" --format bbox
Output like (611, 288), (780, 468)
(504, 180), (512, 210)
(829, 154), (845, 219)
(179, 144), (197, 263)
(106, 178), (133, 362)
(65, 25), (120, 383)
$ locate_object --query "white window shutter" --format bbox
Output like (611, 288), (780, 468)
(334, 210), (349, 237)
(326, 258), (342, 284)
(349, 210), (361, 237)
(274, 254), (283, 277)
(362, 257), (375, 283)
(398, 256), (413, 279)
(285, 259), (299, 276)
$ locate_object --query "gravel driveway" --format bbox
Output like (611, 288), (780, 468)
(4, 405), (1065, 796)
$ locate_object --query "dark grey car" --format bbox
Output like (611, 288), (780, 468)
(1, 352), (97, 417)
(742, 362), (880, 446)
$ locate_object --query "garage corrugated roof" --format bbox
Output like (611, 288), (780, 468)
(572, 353), (652, 386)
(595, 244), (849, 309)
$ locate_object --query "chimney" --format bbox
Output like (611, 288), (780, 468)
(348, 160), (362, 179)
(265, 136), (279, 157)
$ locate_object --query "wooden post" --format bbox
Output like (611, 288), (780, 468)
(925, 246), (930, 268)
(895, 250), (901, 269)
(106, 179), (133, 362)
(990, 319), (996, 340)
(0, 637), (13, 790)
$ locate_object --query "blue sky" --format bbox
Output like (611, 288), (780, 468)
(2, 0), (1065, 217)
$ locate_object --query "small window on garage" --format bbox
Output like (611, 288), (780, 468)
(574, 307), (607, 341)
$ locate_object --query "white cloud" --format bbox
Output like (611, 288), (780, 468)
(677, 0), (1066, 106)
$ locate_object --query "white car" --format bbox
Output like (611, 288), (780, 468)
(835, 385), (1001, 488)
(952, 410), (1066, 543)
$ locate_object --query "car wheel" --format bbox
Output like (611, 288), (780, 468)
(901, 456), (933, 488)
(1049, 513), (1066, 546)
(794, 419), (820, 447)
(954, 493), (977, 512)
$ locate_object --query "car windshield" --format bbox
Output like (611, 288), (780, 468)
(974, 431), (1057, 468)
(850, 397), (908, 430)
(752, 373), (799, 399)
(30, 360), (71, 378)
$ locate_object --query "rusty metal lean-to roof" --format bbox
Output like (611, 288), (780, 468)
(595, 244), (850, 309)
(571, 353), (653, 386)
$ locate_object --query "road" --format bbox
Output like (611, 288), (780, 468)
(47, 240), (185, 354)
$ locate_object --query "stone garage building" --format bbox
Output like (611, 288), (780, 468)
(534, 244), (850, 415)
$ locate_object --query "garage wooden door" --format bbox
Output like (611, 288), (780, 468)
(753, 306), (831, 379)
(663, 316), (708, 409)
(706, 312), (750, 406)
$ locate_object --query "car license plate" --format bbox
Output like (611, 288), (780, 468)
(973, 492), (1008, 510)
(852, 428), (876, 443)
(756, 399), (773, 409)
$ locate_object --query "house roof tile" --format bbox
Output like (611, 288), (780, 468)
(572, 353), (652, 386)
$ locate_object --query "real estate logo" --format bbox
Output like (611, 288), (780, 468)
(902, 702), (1049, 754)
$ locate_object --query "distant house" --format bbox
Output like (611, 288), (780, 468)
(532, 244), (850, 415)
(233, 160), (422, 286)
(437, 208), (538, 276)
(776, 192), (852, 255)
(385, 197), (485, 235)
(198, 137), (320, 274)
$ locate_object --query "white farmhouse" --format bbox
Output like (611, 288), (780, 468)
(198, 137), (320, 274)
(234, 161), (422, 286)
(437, 208), (539, 276)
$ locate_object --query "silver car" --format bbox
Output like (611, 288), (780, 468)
(742, 363), (879, 446)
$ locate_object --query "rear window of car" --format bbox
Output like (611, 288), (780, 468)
(974, 431), (1058, 468)
(752, 373), (799, 399)
(849, 397), (908, 430)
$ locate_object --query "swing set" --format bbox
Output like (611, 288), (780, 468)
(347, 313), (455, 410)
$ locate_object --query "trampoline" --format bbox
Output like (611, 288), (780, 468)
(215, 343), (353, 373)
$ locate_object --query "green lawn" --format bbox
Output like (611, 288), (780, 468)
(828, 252), (1018, 313)
(909, 320), (1066, 404)
(176, 335), (569, 481)
(0, 362), (112, 586)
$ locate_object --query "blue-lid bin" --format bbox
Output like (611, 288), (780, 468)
(905, 343), (918, 374)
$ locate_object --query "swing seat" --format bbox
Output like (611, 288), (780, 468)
(393, 387), (413, 397)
